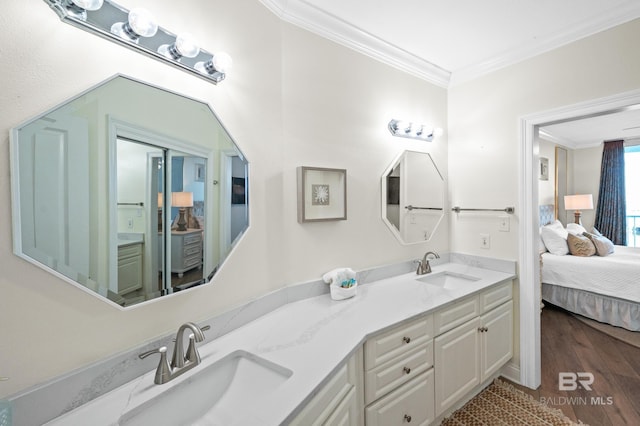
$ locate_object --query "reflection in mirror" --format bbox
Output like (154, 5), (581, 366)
(381, 150), (444, 244)
(11, 75), (249, 308)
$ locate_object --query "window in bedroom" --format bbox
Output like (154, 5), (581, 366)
(625, 144), (640, 247)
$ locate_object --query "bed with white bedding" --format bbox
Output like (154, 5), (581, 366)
(539, 204), (640, 331)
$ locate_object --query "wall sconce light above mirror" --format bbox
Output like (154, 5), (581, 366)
(388, 119), (443, 142)
(44, 0), (232, 84)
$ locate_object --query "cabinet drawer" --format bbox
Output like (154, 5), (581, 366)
(365, 370), (434, 426)
(365, 341), (433, 404)
(118, 243), (142, 259)
(480, 281), (512, 313)
(183, 233), (202, 245)
(183, 255), (201, 268)
(183, 244), (202, 257)
(365, 315), (433, 370)
(433, 296), (479, 335)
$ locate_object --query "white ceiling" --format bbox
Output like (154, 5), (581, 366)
(540, 107), (640, 149)
(259, 0), (640, 87)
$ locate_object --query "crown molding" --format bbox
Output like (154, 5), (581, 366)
(261, 0), (640, 89)
(259, 0), (451, 87)
(449, 3), (640, 87)
(538, 129), (583, 150)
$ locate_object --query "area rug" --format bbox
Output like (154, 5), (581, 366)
(441, 379), (583, 425)
(571, 314), (640, 349)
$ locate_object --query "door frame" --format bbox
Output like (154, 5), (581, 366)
(518, 88), (640, 389)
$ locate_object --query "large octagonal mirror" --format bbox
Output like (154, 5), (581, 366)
(10, 75), (249, 308)
(381, 150), (444, 244)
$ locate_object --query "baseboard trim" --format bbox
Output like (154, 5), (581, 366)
(500, 361), (521, 384)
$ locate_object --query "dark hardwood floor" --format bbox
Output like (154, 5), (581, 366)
(509, 304), (640, 425)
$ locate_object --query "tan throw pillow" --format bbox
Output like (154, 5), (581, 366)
(567, 233), (596, 257)
(584, 232), (615, 256)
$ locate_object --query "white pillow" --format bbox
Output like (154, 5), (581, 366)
(566, 222), (587, 235)
(541, 223), (569, 255)
(538, 227), (547, 253)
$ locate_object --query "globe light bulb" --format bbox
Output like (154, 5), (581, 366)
(71, 0), (103, 10)
(111, 7), (158, 42)
(128, 8), (158, 38)
(175, 33), (200, 58)
(211, 52), (232, 74)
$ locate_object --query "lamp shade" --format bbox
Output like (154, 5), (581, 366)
(564, 194), (593, 210)
(172, 192), (193, 208)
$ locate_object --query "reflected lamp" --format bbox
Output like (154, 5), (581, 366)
(172, 192), (194, 231)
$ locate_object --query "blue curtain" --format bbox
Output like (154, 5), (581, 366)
(594, 140), (626, 245)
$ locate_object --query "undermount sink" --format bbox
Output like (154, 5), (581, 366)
(120, 351), (293, 426)
(416, 271), (480, 288)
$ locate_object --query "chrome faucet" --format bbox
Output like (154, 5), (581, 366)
(416, 251), (440, 275)
(139, 322), (208, 385)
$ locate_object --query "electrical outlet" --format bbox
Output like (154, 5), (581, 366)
(423, 230), (430, 240)
(498, 215), (510, 232)
(480, 233), (490, 249)
(410, 213), (417, 224)
(127, 218), (134, 229)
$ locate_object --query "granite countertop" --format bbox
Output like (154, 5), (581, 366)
(46, 262), (515, 426)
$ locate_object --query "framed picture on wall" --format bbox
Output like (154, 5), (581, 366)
(195, 163), (205, 182)
(297, 166), (347, 222)
(231, 177), (246, 204)
(387, 176), (400, 205)
(539, 157), (549, 180)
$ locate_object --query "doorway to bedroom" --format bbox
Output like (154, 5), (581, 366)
(519, 88), (640, 390)
(522, 92), (640, 423)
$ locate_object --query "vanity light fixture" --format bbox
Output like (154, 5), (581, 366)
(44, 0), (231, 84)
(388, 119), (443, 142)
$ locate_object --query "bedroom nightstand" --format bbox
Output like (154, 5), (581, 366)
(158, 229), (203, 277)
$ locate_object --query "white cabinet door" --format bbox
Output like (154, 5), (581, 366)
(481, 300), (513, 381)
(434, 317), (481, 417)
(291, 350), (362, 426)
(324, 386), (358, 426)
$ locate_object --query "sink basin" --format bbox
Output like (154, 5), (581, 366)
(416, 271), (480, 289)
(120, 351), (293, 426)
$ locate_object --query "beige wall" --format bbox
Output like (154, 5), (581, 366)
(0, 0), (448, 397)
(573, 146), (603, 231)
(449, 18), (640, 372)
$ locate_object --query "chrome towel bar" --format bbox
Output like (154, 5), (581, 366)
(452, 206), (515, 214)
(405, 205), (444, 211)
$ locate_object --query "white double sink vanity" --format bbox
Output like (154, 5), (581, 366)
(46, 260), (515, 426)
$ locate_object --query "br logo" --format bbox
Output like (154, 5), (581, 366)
(559, 372), (594, 391)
